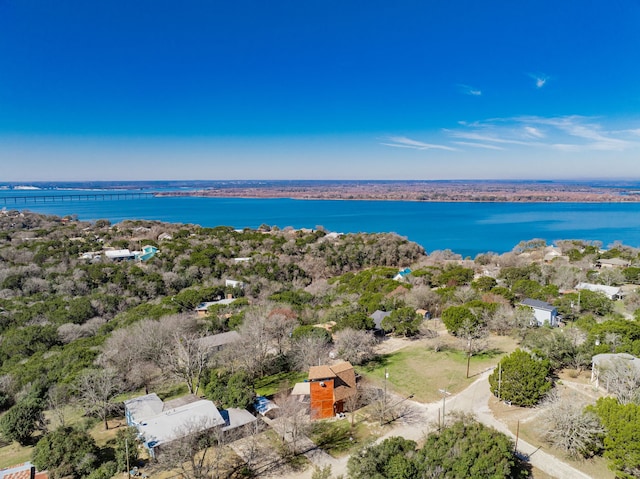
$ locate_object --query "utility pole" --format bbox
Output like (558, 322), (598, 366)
(466, 337), (472, 378)
(126, 438), (131, 478)
(497, 362), (502, 401)
(380, 368), (389, 425)
(438, 388), (450, 429)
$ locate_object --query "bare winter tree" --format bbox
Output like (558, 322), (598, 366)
(157, 418), (234, 479)
(164, 332), (210, 395)
(47, 383), (71, 428)
(452, 286), (479, 305)
(343, 385), (363, 432)
(334, 328), (377, 365)
(100, 314), (197, 390)
(289, 334), (331, 371)
(266, 307), (298, 356)
(76, 368), (123, 430)
(600, 357), (640, 404)
(457, 317), (489, 378)
(274, 392), (310, 455)
(486, 304), (515, 335)
(225, 307), (274, 378)
(541, 395), (604, 458)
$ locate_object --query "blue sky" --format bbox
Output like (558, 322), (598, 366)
(1, 0), (640, 181)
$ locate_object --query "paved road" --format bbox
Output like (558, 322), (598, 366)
(447, 370), (593, 479)
(257, 371), (594, 479)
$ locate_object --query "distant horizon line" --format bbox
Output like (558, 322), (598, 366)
(3, 178), (640, 185)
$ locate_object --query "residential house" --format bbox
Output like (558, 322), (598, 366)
(393, 268), (412, 282)
(596, 258), (630, 269)
(520, 298), (559, 327)
(225, 279), (244, 289)
(543, 246), (565, 263)
(575, 282), (622, 300)
(308, 361), (357, 419)
(194, 297), (237, 317)
(124, 393), (225, 458)
(104, 249), (136, 261)
(196, 330), (241, 353)
(591, 353), (640, 390)
(370, 310), (391, 333)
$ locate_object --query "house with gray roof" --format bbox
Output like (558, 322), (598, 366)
(370, 310), (392, 332)
(520, 298), (558, 327)
(124, 393), (225, 458)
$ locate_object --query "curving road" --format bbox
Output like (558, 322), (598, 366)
(273, 369), (595, 479)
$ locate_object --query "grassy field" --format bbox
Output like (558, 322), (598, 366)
(254, 370), (308, 397)
(0, 441), (33, 469)
(358, 334), (518, 402)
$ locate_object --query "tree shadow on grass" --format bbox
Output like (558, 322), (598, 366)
(310, 421), (358, 456)
(474, 348), (505, 359)
(360, 353), (393, 372)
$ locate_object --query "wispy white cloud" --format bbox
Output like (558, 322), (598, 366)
(446, 130), (536, 146)
(381, 136), (456, 151)
(523, 126), (545, 138)
(451, 141), (505, 150)
(521, 116), (634, 151)
(381, 116), (640, 155)
(458, 84), (482, 96)
(528, 72), (549, 88)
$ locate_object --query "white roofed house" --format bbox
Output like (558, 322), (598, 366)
(225, 279), (244, 289)
(194, 297), (237, 317)
(124, 393), (225, 458)
(520, 298), (559, 327)
(576, 282), (622, 300)
(104, 249), (136, 261)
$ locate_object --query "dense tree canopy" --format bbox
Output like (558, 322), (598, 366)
(489, 349), (552, 407)
(0, 397), (45, 445)
(416, 418), (522, 479)
(32, 427), (99, 479)
(592, 397), (640, 479)
(347, 418), (523, 479)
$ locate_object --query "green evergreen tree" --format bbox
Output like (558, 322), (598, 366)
(489, 349), (551, 407)
(32, 427), (99, 479)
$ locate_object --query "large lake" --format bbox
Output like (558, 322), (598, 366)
(3, 189), (640, 257)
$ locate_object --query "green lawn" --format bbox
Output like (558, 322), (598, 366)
(0, 441), (33, 469)
(358, 340), (512, 403)
(254, 371), (308, 397)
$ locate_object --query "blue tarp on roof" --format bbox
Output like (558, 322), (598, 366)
(254, 396), (279, 416)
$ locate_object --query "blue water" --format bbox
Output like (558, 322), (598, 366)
(2, 189), (640, 257)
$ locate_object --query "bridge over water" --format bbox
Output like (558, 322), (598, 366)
(1, 192), (156, 205)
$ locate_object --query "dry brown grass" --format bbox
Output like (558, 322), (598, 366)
(489, 383), (614, 479)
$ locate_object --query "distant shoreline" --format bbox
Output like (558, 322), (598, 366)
(3, 180), (640, 203)
(153, 180), (640, 203)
